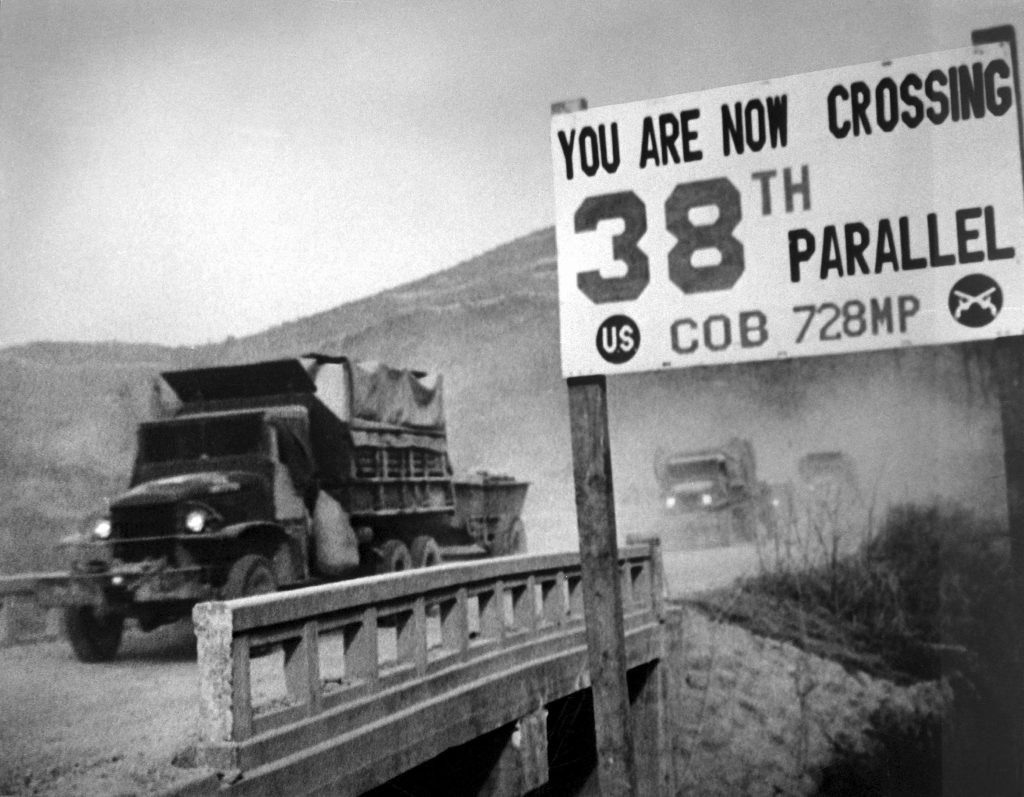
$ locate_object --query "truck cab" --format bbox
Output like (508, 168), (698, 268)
(659, 454), (733, 513)
(654, 438), (764, 546)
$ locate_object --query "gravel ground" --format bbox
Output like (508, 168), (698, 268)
(0, 622), (203, 797)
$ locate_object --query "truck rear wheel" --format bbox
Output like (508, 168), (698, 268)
(376, 540), (412, 574)
(224, 554), (277, 599)
(411, 535), (442, 568)
(64, 606), (124, 663)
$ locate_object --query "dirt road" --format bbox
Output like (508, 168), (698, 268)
(661, 544), (761, 597)
(0, 622), (202, 797)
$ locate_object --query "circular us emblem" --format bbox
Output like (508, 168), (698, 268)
(596, 315), (640, 364)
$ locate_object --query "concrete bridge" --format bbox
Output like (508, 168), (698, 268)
(161, 541), (677, 796)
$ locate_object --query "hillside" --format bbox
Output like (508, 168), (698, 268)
(0, 228), (573, 571)
(0, 225), (1012, 572)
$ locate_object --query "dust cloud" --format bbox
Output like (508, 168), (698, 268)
(534, 344), (1005, 552)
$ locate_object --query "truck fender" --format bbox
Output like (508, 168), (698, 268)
(312, 491), (360, 576)
(217, 521), (302, 584)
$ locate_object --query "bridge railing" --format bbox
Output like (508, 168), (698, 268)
(194, 543), (664, 776)
(0, 573), (62, 646)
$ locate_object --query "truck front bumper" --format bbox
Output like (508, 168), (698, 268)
(35, 562), (215, 609)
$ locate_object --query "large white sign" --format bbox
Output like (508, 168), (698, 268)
(551, 43), (1024, 378)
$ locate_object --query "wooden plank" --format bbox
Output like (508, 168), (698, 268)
(975, 23), (1024, 797)
(567, 374), (638, 796)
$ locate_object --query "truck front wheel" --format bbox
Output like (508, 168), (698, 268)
(64, 606), (124, 663)
(224, 555), (277, 599)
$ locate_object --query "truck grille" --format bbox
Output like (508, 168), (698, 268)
(111, 505), (177, 561)
(112, 505), (177, 539)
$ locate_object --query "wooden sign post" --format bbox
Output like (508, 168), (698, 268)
(567, 373), (638, 795)
(553, 96), (640, 796)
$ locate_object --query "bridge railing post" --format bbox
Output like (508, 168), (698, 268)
(283, 620), (322, 718)
(648, 538), (665, 620)
(620, 560), (634, 608)
(344, 607), (380, 686)
(477, 583), (504, 642)
(541, 571), (568, 627)
(409, 598), (428, 675)
(193, 601), (239, 753)
(566, 572), (584, 617)
(440, 587), (470, 657)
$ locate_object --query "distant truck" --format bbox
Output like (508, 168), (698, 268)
(35, 354), (528, 662)
(796, 451), (861, 502)
(654, 438), (767, 545)
(794, 450), (864, 541)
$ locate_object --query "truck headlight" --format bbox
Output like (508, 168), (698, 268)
(184, 509), (208, 533)
(701, 493), (713, 506)
(93, 519), (112, 539)
(665, 496), (676, 509)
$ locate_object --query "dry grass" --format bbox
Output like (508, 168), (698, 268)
(694, 500), (1019, 796)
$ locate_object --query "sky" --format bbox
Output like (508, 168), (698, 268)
(2, 0), (1024, 347)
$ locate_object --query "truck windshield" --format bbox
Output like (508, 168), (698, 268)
(666, 460), (726, 483)
(139, 415), (264, 463)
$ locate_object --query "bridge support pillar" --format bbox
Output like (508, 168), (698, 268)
(478, 707), (549, 796)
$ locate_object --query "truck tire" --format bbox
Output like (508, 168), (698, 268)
(224, 554), (277, 599)
(376, 540), (412, 574)
(63, 606), (124, 663)
(411, 535), (442, 568)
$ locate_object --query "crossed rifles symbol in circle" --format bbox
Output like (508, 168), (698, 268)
(952, 286), (998, 320)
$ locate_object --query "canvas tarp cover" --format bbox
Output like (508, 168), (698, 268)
(348, 360), (444, 431)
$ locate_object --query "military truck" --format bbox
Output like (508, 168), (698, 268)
(796, 451), (861, 504)
(794, 450), (865, 549)
(653, 438), (767, 546)
(35, 354), (528, 662)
